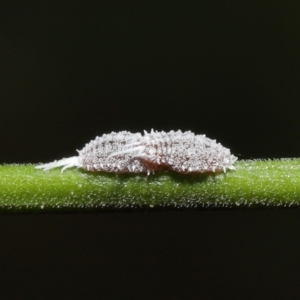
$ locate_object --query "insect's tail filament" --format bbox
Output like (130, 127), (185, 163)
(35, 156), (80, 173)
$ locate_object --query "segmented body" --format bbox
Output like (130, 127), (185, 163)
(124, 130), (237, 173)
(36, 130), (237, 174)
(78, 131), (160, 174)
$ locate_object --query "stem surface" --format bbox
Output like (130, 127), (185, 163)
(0, 159), (299, 213)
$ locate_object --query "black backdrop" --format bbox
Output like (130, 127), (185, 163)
(1, 1), (300, 299)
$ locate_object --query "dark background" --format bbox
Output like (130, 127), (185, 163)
(1, 1), (300, 299)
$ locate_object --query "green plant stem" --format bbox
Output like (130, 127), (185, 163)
(0, 159), (300, 213)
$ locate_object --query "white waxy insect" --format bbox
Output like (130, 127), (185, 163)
(36, 130), (237, 174)
(108, 130), (237, 173)
(36, 131), (161, 175)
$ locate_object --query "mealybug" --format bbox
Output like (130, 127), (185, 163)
(36, 131), (161, 175)
(108, 130), (237, 173)
(36, 130), (237, 174)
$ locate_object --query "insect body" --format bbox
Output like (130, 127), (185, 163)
(36, 130), (237, 174)
(108, 130), (237, 173)
(77, 131), (161, 174)
(36, 131), (161, 174)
